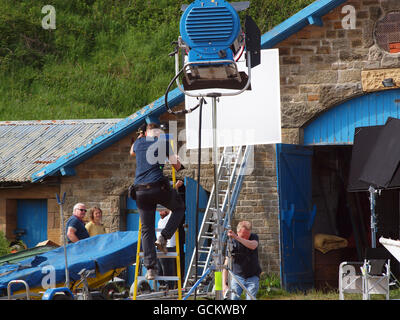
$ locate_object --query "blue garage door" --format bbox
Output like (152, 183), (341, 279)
(17, 199), (48, 248)
(276, 144), (316, 292)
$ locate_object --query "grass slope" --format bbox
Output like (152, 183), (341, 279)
(0, 0), (313, 121)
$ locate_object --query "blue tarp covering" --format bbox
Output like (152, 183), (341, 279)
(0, 231), (138, 294)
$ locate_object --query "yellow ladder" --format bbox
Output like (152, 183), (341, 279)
(132, 136), (182, 300)
(132, 219), (182, 300)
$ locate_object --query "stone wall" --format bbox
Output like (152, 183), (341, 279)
(279, 0), (400, 133)
(59, 134), (135, 237)
(0, 184), (60, 243)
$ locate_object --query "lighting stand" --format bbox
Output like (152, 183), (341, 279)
(56, 192), (69, 288)
(165, 30), (259, 301)
(210, 95), (224, 300)
(368, 186), (381, 248)
(223, 149), (256, 300)
(184, 95), (256, 301)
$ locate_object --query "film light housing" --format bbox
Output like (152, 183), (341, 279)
(172, 0), (260, 94)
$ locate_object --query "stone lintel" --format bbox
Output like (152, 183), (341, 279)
(361, 68), (400, 92)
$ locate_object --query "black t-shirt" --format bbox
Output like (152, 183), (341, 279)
(231, 233), (262, 278)
(133, 136), (172, 185)
(65, 215), (89, 243)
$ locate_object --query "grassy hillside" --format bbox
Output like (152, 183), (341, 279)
(0, 0), (313, 121)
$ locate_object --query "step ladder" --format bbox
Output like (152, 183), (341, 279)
(183, 145), (254, 291)
(132, 218), (182, 300)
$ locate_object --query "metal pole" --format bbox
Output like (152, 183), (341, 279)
(211, 96), (224, 300)
(368, 186), (378, 248)
(226, 150), (233, 299)
(57, 192), (70, 287)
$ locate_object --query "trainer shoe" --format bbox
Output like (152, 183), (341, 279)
(155, 234), (168, 254)
(145, 268), (157, 280)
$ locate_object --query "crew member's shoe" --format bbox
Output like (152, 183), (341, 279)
(155, 235), (168, 254)
(145, 268), (158, 280)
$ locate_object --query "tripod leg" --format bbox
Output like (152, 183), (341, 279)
(183, 268), (212, 300)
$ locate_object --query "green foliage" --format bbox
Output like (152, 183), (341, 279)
(0, 0), (313, 120)
(257, 273), (282, 298)
(0, 231), (10, 257)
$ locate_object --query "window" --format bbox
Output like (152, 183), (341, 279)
(375, 11), (400, 54)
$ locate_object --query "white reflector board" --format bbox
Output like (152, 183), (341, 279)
(185, 49), (281, 149)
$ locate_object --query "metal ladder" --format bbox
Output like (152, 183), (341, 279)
(183, 145), (254, 291)
(132, 218), (183, 300)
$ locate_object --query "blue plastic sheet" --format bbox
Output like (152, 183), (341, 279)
(0, 231), (138, 294)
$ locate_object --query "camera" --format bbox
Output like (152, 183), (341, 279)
(160, 123), (168, 131)
(137, 123), (147, 136)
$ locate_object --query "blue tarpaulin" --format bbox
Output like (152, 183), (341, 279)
(0, 231), (138, 294)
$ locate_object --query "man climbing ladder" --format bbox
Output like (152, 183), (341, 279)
(129, 122), (185, 281)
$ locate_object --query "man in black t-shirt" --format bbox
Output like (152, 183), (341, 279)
(130, 123), (185, 280)
(222, 220), (261, 300)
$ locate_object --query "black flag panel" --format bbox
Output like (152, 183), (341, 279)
(348, 117), (400, 192)
(347, 125), (383, 192)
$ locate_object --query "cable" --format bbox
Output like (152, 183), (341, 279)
(194, 97), (204, 300)
(165, 67), (190, 115)
(164, 67), (205, 116)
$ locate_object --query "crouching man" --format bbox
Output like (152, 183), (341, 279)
(222, 220), (261, 300)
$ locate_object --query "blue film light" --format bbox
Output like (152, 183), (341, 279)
(180, 0), (241, 64)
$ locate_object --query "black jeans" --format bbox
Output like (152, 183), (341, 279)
(136, 182), (185, 269)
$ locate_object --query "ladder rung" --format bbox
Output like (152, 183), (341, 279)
(137, 276), (180, 281)
(184, 145), (250, 289)
(138, 252), (178, 258)
(134, 220), (182, 300)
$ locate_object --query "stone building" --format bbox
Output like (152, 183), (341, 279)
(1, 0), (400, 291)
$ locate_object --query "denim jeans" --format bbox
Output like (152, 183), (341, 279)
(136, 183), (185, 269)
(230, 274), (259, 300)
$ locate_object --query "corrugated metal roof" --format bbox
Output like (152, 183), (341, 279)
(0, 119), (121, 182)
(31, 88), (185, 182)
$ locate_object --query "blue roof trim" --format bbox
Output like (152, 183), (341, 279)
(31, 88), (184, 182)
(261, 0), (347, 49)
